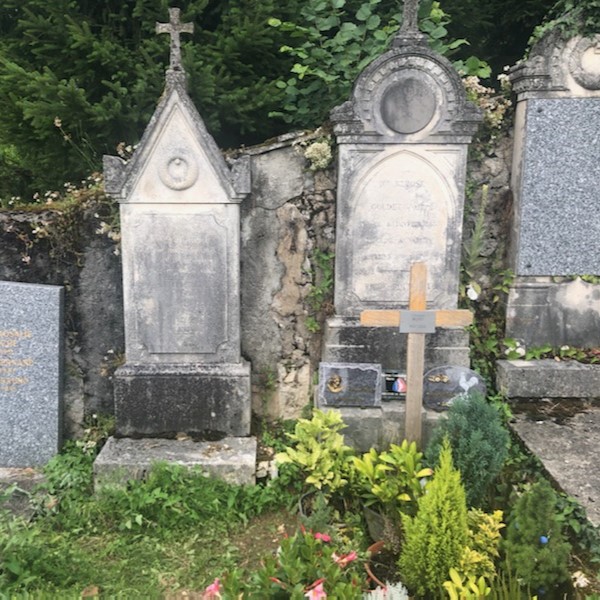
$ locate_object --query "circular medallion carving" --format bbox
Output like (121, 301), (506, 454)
(379, 76), (437, 134)
(159, 153), (199, 190)
(570, 37), (600, 90)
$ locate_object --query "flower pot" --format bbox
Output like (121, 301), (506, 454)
(365, 540), (387, 589)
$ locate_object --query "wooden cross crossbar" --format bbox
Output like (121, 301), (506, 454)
(360, 262), (473, 446)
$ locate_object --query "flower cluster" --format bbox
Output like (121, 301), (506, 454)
(203, 528), (364, 598)
(304, 140), (332, 171)
(463, 75), (512, 130)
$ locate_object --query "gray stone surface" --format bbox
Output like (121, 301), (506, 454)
(114, 362), (251, 437)
(103, 54), (251, 438)
(323, 317), (470, 370)
(331, 39), (480, 317)
(0, 282), (63, 467)
(423, 366), (486, 411)
(94, 436), (257, 489)
(510, 406), (600, 527)
(318, 362), (382, 408)
(506, 277), (600, 348)
(0, 467), (45, 519)
(514, 99), (600, 276)
(337, 403), (443, 452)
(497, 359), (600, 400)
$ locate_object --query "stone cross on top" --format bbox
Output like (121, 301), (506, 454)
(396, 0), (426, 43)
(156, 7), (194, 73)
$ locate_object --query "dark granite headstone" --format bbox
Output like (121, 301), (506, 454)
(0, 281), (63, 466)
(318, 362), (382, 407)
(422, 365), (486, 411)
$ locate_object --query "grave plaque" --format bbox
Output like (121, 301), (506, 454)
(422, 366), (486, 412)
(0, 281), (63, 466)
(515, 99), (600, 276)
(318, 363), (382, 408)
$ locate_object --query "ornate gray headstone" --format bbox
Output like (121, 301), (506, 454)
(0, 281), (63, 466)
(322, 13), (481, 373)
(423, 366), (486, 411)
(318, 362), (382, 407)
(103, 10), (251, 439)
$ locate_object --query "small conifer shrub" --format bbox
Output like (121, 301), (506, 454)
(426, 392), (509, 507)
(503, 480), (572, 592)
(398, 439), (469, 597)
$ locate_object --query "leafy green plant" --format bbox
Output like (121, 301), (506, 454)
(276, 409), (354, 494)
(426, 393), (509, 508)
(444, 569), (491, 599)
(503, 480), (572, 592)
(461, 509), (504, 580)
(555, 493), (600, 564)
(532, 0), (600, 41)
(269, 0), (488, 128)
(352, 440), (432, 516)
(399, 439), (469, 597)
(0, 0), (302, 198)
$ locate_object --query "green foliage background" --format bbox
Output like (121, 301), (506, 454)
(0, 0), (299, 196)
(0, 0), (588, 198)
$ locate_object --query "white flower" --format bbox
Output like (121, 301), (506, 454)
(466, 283), (479, 301)
(572, 570), (589, 588)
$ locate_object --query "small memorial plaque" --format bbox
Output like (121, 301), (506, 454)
(0, 281), (64, 466)
(399, 310), (436, 333)
(318, 362), (382, 408)
(382, 370), (407, 401)
(422, 366), (486, 412)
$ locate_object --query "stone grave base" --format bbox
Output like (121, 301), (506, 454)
(321, 402), (444, 451)
(93, 436), (257, 491)
(506, 277), (600, 348)
(114, 362), (251, 438)
(322, 317), (470, 371)
(0, 467), (45, 519)
(497, 359), (600, 399)
(510, 407), (600, 528)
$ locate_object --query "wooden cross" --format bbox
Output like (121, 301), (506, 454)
(360, 262), (473, 445)
(156, 7), (194, 72)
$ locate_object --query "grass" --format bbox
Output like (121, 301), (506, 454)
(1, 421), (599, 598)
(0, 442), (300, 598)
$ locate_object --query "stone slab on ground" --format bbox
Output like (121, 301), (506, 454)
(94, 436), (257, 490)
(497, 359), (600, 399)
(0, 467), (45, 520)
(510, 405), (600, 527)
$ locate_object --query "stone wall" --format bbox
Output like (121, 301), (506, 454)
(0, 198), (124, 436)
(0, 132), (338, 433)
(0, 124), (514, 435)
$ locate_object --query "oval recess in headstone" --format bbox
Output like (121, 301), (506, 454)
(422, 366), (486, 412)
(380, 77), (436, 134)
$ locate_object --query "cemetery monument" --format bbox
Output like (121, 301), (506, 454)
(498, 29), (600, 398)
(319, 0), (482, 447)
(95, 8), (255, 486)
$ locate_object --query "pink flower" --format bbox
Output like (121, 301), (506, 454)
(333, 551), (358, 567)
(202, 578), (222, 599)
(305, 580), (327, 599)
(314, 532), (331, 542)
